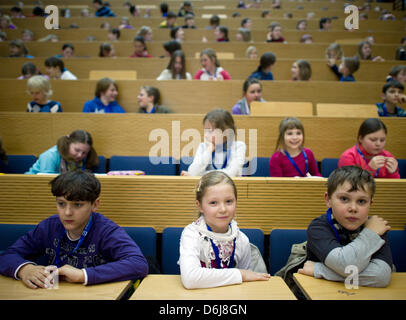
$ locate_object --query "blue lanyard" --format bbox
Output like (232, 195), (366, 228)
(284, 149), (308, 177)
(149, 106), (156, 114)
(207, 68), (217, 79)
(356, 145), (380, 178)
(326, 208), (341, 244)
(206, 224), (236, 269)
(55, 214), (93, 268)
(211, 144), (231, 170)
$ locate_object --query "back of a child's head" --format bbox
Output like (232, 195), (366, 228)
(45, 56), (64, 71)
(327, 166), (375, 199)
(358, 118), (387, 140)
(276, 117), (304, 151)
(344, 56), (360, 74)
(160, 2), (168, 13)
(95, 77), (117, 97)
(203, 108), (236, 135)
(259, 52), (276, 69)
(382, 80), (404, 94)
(27, 75), (52, 97)
(210, 15), (220, 26)
(163, 39), (182, 55)
(196, 170), (237, 204)
(50, 170), (101, 203)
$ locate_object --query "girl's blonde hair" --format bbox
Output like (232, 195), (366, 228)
(275, 117), (305, 152)
(325, 42), (343, 60)
(196, 171), (237, 215)
(245, 45), (257, 58)
(26, 75), (52, 97)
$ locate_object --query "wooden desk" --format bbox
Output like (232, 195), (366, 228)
(293, 273), (406, 300)
(130, 274), (296, 300)
(0, 275), (132, 300)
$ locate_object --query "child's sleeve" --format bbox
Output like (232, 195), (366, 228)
(329, 64), (342, 79)
(84, 226), (149, 285)
(222, 141), (246, 177)
(187, 143), (211, 176)
(0, 223), (48, 279)
(306, 149), (322, 177)
(179, 226), (243, 289)
(269, 152), (283, 177)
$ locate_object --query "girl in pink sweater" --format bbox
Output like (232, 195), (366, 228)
(269, 117), (321, 177)
(338, 118), (400, 179)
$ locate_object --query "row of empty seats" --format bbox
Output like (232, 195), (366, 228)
(2, 155), (406, 178)
(1, 224), (405, 275)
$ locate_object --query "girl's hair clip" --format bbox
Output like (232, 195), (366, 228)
(196, 179), (202, 192)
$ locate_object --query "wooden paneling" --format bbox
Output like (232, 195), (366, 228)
(0, 175), (404, 234)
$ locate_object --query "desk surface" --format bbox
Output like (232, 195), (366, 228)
(0, 275), (132, 300)
(130, 275), (296, 300)
(293, 273), (406, 300)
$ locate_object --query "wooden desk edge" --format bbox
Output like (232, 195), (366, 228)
(292, 273), (312, 300)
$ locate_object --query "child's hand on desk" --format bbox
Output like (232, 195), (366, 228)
(18, 264), (56, 289)
(298, 260), (315, 276)
(180, 170), (190, 176)
(58, 264), (85, 284)
(365, 215), (391, 236)
(239, 269), (270, 282)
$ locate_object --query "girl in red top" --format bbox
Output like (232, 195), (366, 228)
(338, 118), (400, 179)
(269, 117), (321, 177)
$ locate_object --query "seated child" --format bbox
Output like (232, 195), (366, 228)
(26, 75), (62, 113)
(376, 80), (406, 117)
(269, 117), (321, 177)
(328, 56), (360, 82)
(25, 130), (99, 174)
(266, 22), (286, 43)
(181, 109), (246, 177)
(179, 171), (270, 289)
(338, 118), (400, 179)
(0, 170), (148, 288)
(45, 56), (77, 80)
(298, 166), (392, 288)
(83, 77), (125, 113)
(249, 52), (276, 80)
(232, 78), (265, 115)
(136, 86), (172, 113)
(387, 65), (406, 84)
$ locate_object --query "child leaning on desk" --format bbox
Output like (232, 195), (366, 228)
(298, 166), (393, 287)
(179, 171), (270, 289)
(0, 170), (148, 289)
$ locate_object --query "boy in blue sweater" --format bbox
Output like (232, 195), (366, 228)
(376, 80), (406, 117)
(0, 170), (148, 288)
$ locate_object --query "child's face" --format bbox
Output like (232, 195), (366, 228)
(46, 66), (59, 78)
(68, 142), (90, 163)
(395, 70), (406, 84)
(133, 40), (145, 54)
(383, 87), (402, 105)
(338, 62), (349, 75)
(173, 56), (183, 73)
(283, 128), (303, 151)
(271, 26), (282, 39)
(361, 44), (371, 58)
(186, 18), (195, 27)
(327, 49), (337, 59)
(359, 129), (386, 155)
(200, 54), (215, 71)
(107, 32), (117, 41)
(248, 49), (258, 59)
(137, 88), (153, 107)
(62, 47), (73, 58)
(101, 83), (118, 102)
(176, 28), (184, 41)
(144, 30), (153, 42)
(291, 62), (299, 79)
(245, 83), (262, 104)
(167, 17), (176, 27)
(9, 45), (21, 56)
(214, 27), (223, 40)
(325, 182), (372, 231)
(56, 196), (99, 239)
(196, 183), (236, 233)
(29, 89), (47, 104)
(204, 120), (225, 146)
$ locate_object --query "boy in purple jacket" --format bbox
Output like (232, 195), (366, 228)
(0, 170), (148, 289)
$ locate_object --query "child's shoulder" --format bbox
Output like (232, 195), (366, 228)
(308, 214), (328, 230)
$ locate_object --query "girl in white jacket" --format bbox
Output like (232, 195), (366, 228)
(179, 171), (270, 289)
